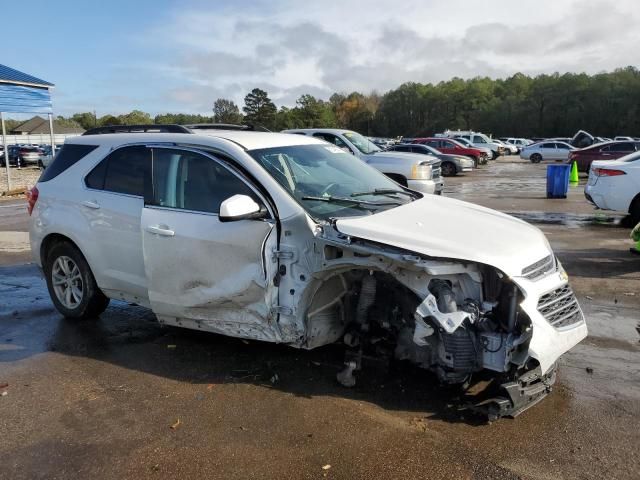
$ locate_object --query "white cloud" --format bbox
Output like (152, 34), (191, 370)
(79, 0), (640, 115)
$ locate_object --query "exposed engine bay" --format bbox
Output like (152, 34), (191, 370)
(294, 235), (562, 420)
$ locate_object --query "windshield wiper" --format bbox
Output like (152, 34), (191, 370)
(350, 188), (418, 199)
(301, 195), (401, 206)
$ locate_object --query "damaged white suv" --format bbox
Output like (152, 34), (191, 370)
(29, 124), (587, 419)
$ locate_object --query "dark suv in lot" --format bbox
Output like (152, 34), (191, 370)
(569, 141), (640, 172)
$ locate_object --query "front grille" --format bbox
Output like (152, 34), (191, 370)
(537, 284), (583, 329)
(522, 255), (555, 281)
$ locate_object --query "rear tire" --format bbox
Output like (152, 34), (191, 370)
(441, 162), (456, 176)
(629, 196), (640, 225)
(530, 153), (542, 163)
(44, 241), (109, 319)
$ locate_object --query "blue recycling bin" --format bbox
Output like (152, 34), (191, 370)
(546, 164), (571, 198)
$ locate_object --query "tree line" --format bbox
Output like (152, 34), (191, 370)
(40, 67), (640, 138)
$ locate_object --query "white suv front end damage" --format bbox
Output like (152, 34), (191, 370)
(269, 193), (587, 419)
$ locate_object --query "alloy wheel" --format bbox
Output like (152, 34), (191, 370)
(51, 256), (84, 309)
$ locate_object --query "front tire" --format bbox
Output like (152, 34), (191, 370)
(441, 162), (456, 176)
(530, 153), (542, 163)
(44, 242), (109, 319)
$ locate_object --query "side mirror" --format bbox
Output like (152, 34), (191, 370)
(219, 194), (267, 222)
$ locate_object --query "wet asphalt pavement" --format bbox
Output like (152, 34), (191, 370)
(1, 157), (639, 479)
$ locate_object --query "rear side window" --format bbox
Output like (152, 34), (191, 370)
(610, 142), (635, 152)
(85, 146), (151, 197)
(39, 144), (99, 182)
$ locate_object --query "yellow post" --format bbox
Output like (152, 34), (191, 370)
(569, 161), (579, 183)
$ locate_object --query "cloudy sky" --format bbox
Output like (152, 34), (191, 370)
(3, 0), (639, 116)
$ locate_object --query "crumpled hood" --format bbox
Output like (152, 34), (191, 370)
(335, 196), (552, 277)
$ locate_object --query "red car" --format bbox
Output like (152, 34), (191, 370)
(412, 137), (488, 166)
(569, 141), (640, 172)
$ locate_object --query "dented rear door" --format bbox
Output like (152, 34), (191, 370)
(141, 147), (280, 340)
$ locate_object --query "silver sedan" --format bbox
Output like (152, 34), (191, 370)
(519, 141), (574, 163)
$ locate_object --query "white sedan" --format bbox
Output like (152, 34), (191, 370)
(520, 141), (574, 163)
(585, 152), (640, 223)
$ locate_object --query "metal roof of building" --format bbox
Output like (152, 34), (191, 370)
(0, 64), (53, 88)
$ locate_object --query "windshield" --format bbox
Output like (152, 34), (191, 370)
(343, 131), (381, 154)
(248, 144), (415, 221)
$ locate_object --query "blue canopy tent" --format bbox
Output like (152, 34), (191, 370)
(0, 64), (54, 191)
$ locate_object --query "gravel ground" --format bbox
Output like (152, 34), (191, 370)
(1, 156), (639, 480)
(0, 166), (42, 195)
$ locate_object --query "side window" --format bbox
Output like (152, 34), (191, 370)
(427, 140), (441, 148)
(473, 136), (487, 144)
(312, 133), (349, 149)
(40, 144), (99, 182)
(541, 143), (555, 149)
(85, 146), (150, 197)
(555, 143), (570, 149)
(395, 145), (410, 152)
(151, 149), (257, 214)
(611, 142), (634, 152)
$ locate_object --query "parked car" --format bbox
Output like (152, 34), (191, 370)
(387, 143), (473, 176)
(520, 141), (574, 163)
(283, 128), (444, 195)
(614, 136), (634, 141)
(412, 137), (489, 166)
(568, 141), (640, 172)
(28, 124), (587, 419)
(18, 146), (42, 166)
(505, 138), (532, 149)
(585, 151), (640, 223)
(493, 139), (518, 155)
(0, 145), (21, 167)
(441, 131), (504, 159)
(40, 145), (63, 169)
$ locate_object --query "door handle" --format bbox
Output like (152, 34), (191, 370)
(146, 225), (175, 237)
(82, 200), (100, 209)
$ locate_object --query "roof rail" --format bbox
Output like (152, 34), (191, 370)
(184, 123), (271, 132)
(82, 124), (192, 136)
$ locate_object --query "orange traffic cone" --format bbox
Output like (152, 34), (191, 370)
(569, 161), (579, 183)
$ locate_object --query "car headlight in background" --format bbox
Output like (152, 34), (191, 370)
(411, 162), (433, 180)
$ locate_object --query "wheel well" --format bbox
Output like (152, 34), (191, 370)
(630, 193), (640, 214)
(384, 173), (408, 187)
(40, 233), (79, 266)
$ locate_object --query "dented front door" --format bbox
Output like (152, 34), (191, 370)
(141, 147), (280, 341)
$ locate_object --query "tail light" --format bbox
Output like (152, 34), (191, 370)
(26, 186), (39, 215)
(593, 168), (626, 177)
(569, 152), (577, 161)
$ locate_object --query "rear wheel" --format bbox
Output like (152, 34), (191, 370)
(530, 153), (542, 163)
(44, 242), (109, 319)
(629, 196), (640, 225)
(441, 162), (456, 176)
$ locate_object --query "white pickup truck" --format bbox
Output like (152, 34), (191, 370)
(283, 129), (444, 195)
(441, 130), (505, 159)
